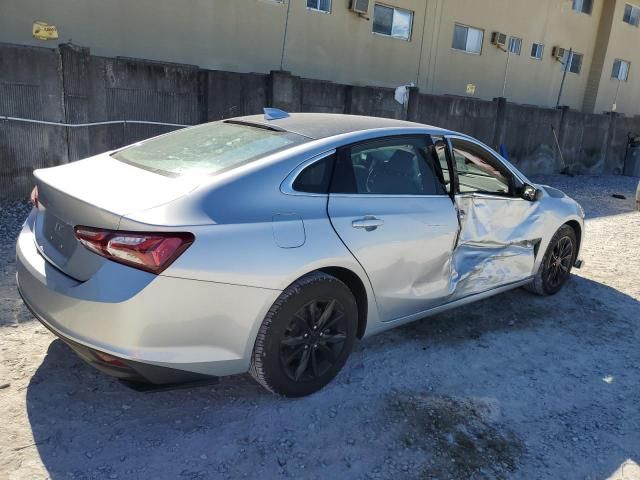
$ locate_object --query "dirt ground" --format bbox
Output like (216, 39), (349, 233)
(1, 174), (639, 480)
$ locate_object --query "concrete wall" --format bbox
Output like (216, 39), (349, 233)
(5, 0), (640, 115)
(205, 71), (270, 121)
(499, 103), (563, 174)
(409, 94), (499, 145)
(0, 44), (68, 200)
(61, 45), (202, 157)
(270, 72), (407, 118)
(2, 42), (640, 200)
(606, 114), (640, 173)
(558, 110), (611, 173)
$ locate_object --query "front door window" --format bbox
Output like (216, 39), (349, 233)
(450, 139), (511, 195)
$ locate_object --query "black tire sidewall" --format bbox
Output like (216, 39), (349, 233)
(541, 226), (577, 295)
(259, 278), (358, 397)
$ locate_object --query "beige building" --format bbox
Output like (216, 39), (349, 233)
(2, 0), (640, 115)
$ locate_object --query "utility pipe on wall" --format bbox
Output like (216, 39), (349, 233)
(556, 48), (573, 108)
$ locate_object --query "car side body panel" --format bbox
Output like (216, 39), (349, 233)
(328, 194), (459, 322)
(117, 125), (584, 337)
(16, 115), (586, 382)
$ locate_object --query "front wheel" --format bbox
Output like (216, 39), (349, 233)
(526, 224), (577, 296)
(250, 272), (358, 397)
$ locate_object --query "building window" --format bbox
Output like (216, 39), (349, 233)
(561, 51), (584, 74)
(452, 24), (484, 54)
(530, 42), (544, 60)
(306, 0), (331, 13)
(572, 0), (593, 14)
(623, 4), (640, 26)
(612, 59), (631, 80)
(372, 4), (414, 40)
(508, 37), (522, 55)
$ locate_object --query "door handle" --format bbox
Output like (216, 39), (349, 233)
(352, 216), (384, 231)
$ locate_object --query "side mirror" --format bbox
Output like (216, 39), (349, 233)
(521, 184), (541, 202)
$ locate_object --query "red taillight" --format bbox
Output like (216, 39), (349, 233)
(30, 186), (39, 208)
(74, 226), (194, 274)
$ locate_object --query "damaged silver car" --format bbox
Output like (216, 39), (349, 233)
(16, 111), (585, 397)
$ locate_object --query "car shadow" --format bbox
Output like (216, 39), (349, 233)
(360, 274), (639, 351)
(24, 274), (640, 479)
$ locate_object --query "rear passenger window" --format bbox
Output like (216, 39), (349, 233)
(292, 154), (335, 194)
(332, 137), (446, 195)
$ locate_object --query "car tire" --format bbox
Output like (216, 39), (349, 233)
(249, 272), (358, 397)
(526, 224), (577, 296)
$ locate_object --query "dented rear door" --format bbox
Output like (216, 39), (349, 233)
(328, 136), (459, 322)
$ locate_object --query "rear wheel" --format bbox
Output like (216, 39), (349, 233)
(250, 272), (358, 397)
(526, 224), (577, 296)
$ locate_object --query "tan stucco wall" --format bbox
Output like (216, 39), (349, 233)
(282, 0), (427, 87)
(1, 0), (639, 114)
(591, 0), (640, 115)
(424, 0), (603, 110)
(0, 0), (288, 73)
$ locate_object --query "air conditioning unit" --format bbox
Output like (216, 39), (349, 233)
(491, 32), (507, 47)
(552, 46), (566, 60)
(350, 0), (370, 15)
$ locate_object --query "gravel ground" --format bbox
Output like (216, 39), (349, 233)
(1, 174), (639, 480)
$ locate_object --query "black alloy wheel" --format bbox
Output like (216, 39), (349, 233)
(250, 272), (358, 397)
(544, 235), (574, 290)
(526, 224), (578, 296)
(279, 299), (349, 382)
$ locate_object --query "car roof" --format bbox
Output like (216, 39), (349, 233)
(228, 112), (450, 140)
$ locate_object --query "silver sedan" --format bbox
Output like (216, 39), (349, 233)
(16, 111), (585, 397)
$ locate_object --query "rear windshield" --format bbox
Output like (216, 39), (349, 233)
(112, 121), (308, 177)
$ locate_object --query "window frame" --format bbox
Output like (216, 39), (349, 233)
(561, 51), (584, 75)
(508, 36), (523, 56)
(306, 0), (332, 13)
(372, 3), (414, 41)
(572, 0), (593, 14)
(452, 23), (485, 55)
(530, 42), (544, 60)
(612, 59), (631, 81)
(623, 3), (640, 26)
(330, 135), (449, 198)
(445, 136), (524, 198)
(281, 150), (337, 197)
(430, 135), (457, 201)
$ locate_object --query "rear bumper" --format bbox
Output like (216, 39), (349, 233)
(20, 293), (214, 385)
(16, 212), (281, 382)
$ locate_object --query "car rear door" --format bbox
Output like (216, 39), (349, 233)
(327, 135), (459, 322)
(445, 136), (539, 299)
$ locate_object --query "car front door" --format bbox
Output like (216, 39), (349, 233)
(327, 135), (459, 322)
(446, 136), (539, 299)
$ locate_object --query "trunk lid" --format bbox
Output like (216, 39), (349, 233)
(33, 153), (200, 281)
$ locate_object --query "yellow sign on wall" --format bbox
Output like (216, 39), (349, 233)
(33, 21), (59, 40)
(466, 83), (476, 95)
